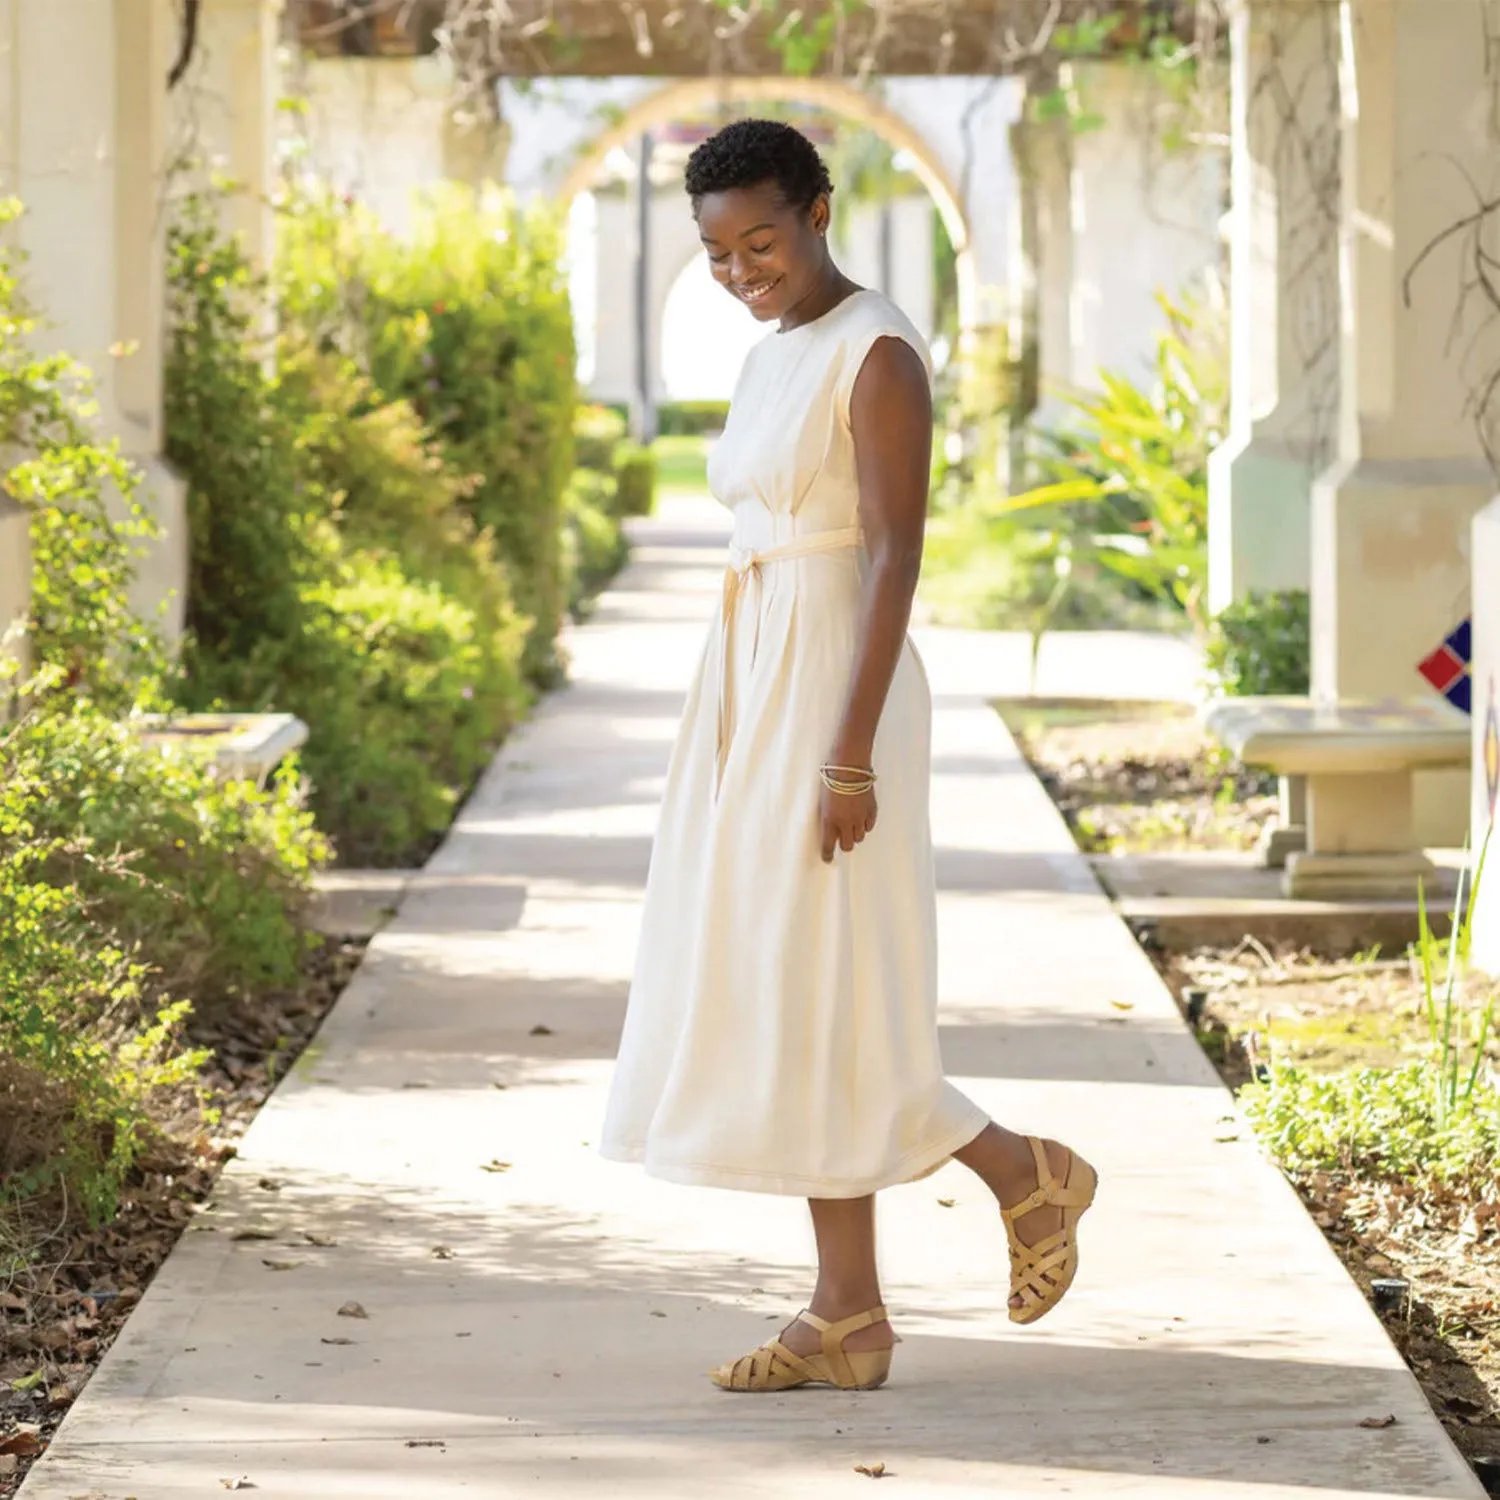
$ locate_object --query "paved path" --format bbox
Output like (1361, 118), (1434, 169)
(21, 501), (1480, 1498)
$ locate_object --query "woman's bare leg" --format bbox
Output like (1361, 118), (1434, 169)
(778, 1195), (894, 1357)
(953, 1123), (1073, 1312)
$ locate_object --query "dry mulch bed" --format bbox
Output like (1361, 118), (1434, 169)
(1012, 700), (1500, 1484)
(1006, 699), (1278, 853)
(0, 936), (365, 1495)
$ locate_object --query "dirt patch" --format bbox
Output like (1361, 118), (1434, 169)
(0, 936), (365, 1496)
(1002, 699), (1279, 854)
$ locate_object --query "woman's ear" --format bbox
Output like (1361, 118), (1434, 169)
(810, 192), (831, 238)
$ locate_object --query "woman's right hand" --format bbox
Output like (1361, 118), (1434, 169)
(820, 782), (878, 863)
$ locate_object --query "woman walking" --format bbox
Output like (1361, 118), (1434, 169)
(600, 118), (1096, 1392)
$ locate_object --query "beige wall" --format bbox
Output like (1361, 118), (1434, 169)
(0, 0), (187, 640)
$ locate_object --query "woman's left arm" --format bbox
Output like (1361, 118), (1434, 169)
(819, 335), (932, 864)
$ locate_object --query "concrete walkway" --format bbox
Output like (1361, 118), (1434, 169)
(21, 501), (1481, 1498)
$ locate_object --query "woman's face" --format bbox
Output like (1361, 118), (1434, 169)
(695, 179), (830, 325)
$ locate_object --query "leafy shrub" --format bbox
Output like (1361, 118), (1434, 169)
(285, 550), (524, 865)
(563, 468), (628, 620)
(167, 197), (530, 865)
(656, 399), (729, 437)
(0, 196), (165, 709)
(281, 186), (578, 685)
(574, 403), (629, 472)
(613, 441), (657, 518)
(1205, 589), (1310, 697)
(11, 707), (324, 1008)
(1241, 1062), (1498, 1192)
(1000, 286), (1229, 635)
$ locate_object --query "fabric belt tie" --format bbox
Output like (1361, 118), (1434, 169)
(716, 525), (864, 791)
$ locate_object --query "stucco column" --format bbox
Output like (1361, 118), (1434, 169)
(1207, 0), (1341, 612)
(1007, 94), (1074, 426)
(1309, 0), (1500, 844)
(1472, 498), (1500, 974)
(1067, 60), (1224, 387)
(0, 1), (187, 641)
(178, 0), (284, 270)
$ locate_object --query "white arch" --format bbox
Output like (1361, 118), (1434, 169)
(555, 76), (980, 333)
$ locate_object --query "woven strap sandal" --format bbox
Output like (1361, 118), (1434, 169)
(710, 1306), (896, 1392)
(1003, 1136), (1098, 1326)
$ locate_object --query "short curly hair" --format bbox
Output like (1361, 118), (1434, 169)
(684, 119), (834, 212)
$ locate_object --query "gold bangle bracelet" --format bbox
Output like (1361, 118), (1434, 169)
(822, 763), (876, 781)
(820, 767), (875, 795)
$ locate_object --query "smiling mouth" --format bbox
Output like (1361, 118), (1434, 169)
(735, 278), (781, 306)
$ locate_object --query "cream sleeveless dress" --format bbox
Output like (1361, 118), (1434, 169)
(599, 289), (988, 1197)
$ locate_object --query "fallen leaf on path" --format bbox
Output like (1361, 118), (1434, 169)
(261, 1260), (302, 1272)
(937, 1198), (956, 1208)
(256, 1178), (283, 1192)
(480, 1161), (512, 1174)
(0, 1430), (44, 1457)
(431, 1246), (456, 1259)
(1110, 1001), (1135, 1012)
(406, 1439), (446, 1448)
(855, 1462), (888, 1478)
(219, 1478), (257, 1490)
(320, 1337), (356, 1346)
(337, 1301), (369, 1319)
(529, 1025), (553, 1036)
(1358, 1414), (1397, 1429)
(492, 1081), (508, 1090)
(304, 1232), (339, 1247)
(400, 1081), (430, 1090)
(231, 1228), (278, 1242)
(650, 1310), (667, 1318)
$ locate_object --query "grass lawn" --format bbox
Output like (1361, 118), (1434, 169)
(652, 434), (709, 496)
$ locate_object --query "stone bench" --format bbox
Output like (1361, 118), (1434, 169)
(129, 712), (309, 788)
(1203, 696), (1471, 900)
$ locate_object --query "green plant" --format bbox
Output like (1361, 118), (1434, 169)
(613, 441), (657, 518)
(574, 403), (629, 470)
(298, 184), (578, 685)
(0, 195), (166, 710)
(1205, 589), (1310, 696)
(655, 400), (730, 438)
(1415, 831), (1495, 1125)
(1000, 286), (1229, 637)
(563, 467), (628, 620)
(168, 194), (531, 865)
(1243, 833), (1499, 1193)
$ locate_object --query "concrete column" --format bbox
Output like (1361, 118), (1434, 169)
(177, 0), (284, 271)
(0, 1), (187, 642)
(1473, 498), (1500, 974)
(1068, 60), (1224, 388)
(1208, 0), (1341, 612)
(1310, 0), (1500, 844)
(115, 0), (188, 638)
(1007, 94), (1076, 483)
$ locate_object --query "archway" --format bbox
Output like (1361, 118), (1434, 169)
(557, 76), (979, 335)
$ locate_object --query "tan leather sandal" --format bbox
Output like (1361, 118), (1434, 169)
(1004, 1136), (1098, 1325)
(710, 1306), (896, 1392)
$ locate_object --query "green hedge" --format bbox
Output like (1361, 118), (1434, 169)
(613, 441), (657, 518)
(575, 403), (629, 472)
(656, 399), (729, 437)
(280, 186), (577, 687)
(167, 196), (537, 865)
(1206, 589), (1311, 697)
(0, 197), (325, 1229)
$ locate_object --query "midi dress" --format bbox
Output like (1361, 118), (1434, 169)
(599, 288), (989, 1198)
